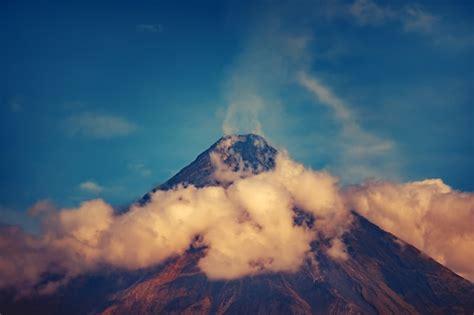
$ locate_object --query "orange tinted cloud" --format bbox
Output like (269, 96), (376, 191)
(0, 154), (351, 294)
(345, 179), (474, 281)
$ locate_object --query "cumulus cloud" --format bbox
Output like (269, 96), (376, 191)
(0, 154), (352, 294)
(27, 199), (56, 217)
(2, 147), (473, 295)
(0, 201), (56, 234)
(63, 112), (137, 139)
(0, 206), (35, 232)
(345, 178), (474, 282)
(79, 181), (104, 193)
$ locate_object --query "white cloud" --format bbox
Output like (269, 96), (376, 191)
(298, 72), (352, 121)
(349, 0), (474, 48)
(0, 154), (352, 294)
(350, 0), (397, 25)
(298, 71), (397, 181)
(27, 199), (56, 216)
(3, 151), (474, 294)
(219, 2), (400, 182)
(8, 96), (23, 112)
(63, 112), (137, 139)
(136, 24), (162, 33)
(220, 14), (312, 136)
(128, 163), (152, 177)
(345, 178), (474, 282)
(349, 0), (474, 49)
(0, 206), (38, 232)
(350, 0), (437, 35)
(402, 5), (437, 34)
(222, 96), (264, 136)
(79, 181), (104, 194)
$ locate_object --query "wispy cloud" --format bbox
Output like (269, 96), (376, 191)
(27, 199), (55, 216)
(219, 1), (400, 181)
(348, 0), (469, 42)
(79, 181), (104, 194)
(298, 74), (352, 122)
(136, 24), (162, 33)
(63, 112), (137, 139)
(350, 0), (438, 33)
(350, 0), (397, 26)
(222, 96), (264, 136)
(220, 24), (312, 136)
(128, 162), (152, 177)
(402, 5), (437, 34)
(298, 71), (398, 181)
(8, 96), (23, 112)
(0, 205), (40, 233)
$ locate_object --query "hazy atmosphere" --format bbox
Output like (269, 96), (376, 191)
(2, 0), (474, 310)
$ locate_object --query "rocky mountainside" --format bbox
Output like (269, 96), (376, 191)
(139, 134), (277, 204)
(98, 213), (474, 315)
(1, 134), (473, 315)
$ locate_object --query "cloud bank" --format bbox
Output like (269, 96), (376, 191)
(0, 154), (352, 295)
(1, 148), (473, 297)
(345, 179), (474, 282)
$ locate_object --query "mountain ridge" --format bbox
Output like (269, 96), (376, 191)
(140, 134), (276, 204)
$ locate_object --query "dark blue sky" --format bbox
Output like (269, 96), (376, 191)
(2, 0), (473, 228)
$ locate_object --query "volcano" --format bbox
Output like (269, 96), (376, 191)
(1, 134), (473, 315)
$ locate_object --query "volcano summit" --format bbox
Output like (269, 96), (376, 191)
(0, 134), (473, 315)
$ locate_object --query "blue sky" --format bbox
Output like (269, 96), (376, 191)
(2, 0), (473, 228)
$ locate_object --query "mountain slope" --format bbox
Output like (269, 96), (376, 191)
(97, 212), (473, 315)
(1, 134), (473, 315)
(140, 134), (276, 205)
